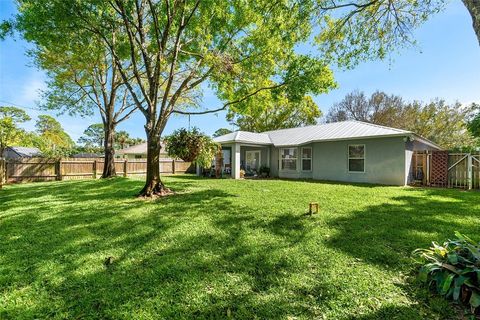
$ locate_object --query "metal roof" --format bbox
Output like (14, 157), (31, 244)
(213, 121), (440, 149)
(213, 131), (272, 145)
(7, 146), (43, 157)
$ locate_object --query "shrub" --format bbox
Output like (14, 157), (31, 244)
(165, 128), (219, 169)
(413, 232), (480, 314)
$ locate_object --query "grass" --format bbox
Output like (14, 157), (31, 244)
(0, 176), (479, 319)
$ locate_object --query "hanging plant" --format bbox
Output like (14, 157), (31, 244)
(165, 128), (220, 168)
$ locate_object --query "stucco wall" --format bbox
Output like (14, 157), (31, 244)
(271, 137), (408, 185)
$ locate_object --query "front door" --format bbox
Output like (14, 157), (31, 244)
(245, 150), (261, 172)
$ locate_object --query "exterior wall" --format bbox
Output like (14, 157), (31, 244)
(240, 146), (269, 170)
(405, 139), (440, 184)
(272, 137), (407, 185)
(273, 143), (314, 180)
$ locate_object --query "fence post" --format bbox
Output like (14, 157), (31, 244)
(0, 158), (5, 189)
(124, 159), (128, 177)
(467, 153), (473, 190)
(56, 159), (63, 181)
(172, 159), (175, 174)
(93, 160), (97, 179)
(426, 151), (430, 186)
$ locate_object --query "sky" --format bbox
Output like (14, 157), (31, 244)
(1, 0), (480, 142)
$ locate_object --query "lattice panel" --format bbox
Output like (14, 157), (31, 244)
(430, 151), (448, 186)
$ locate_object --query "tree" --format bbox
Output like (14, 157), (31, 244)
(165, 128), (219, 169)
(0, 106), (31, 157)
(325, 90), (403, 126)
(326, 90), (476, 150)
(467, 103), (480, 139)
(212, 128), (232, 138)
(227, 95), (321, 132)
(14, 0), (442, 197)
(114, 130), (145, 150)
(463, 0), (480, 45)
(14, 9), (137, 178)
(78, 124), (105, 151)
(35, 115), (75, 157)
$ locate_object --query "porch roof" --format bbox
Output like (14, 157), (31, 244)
(213, 131), (272, 145)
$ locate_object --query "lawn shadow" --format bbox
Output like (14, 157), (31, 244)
(0, 178), (323, 319)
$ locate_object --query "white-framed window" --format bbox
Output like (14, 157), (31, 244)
(301, 147), (312, 171)
(280, 148), (297, 171)
(348, 144), (365, 173)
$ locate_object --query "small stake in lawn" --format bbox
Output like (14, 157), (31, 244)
(309, 202), (319, 215)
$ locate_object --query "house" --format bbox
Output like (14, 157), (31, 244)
(212, 120), (441, 186)
(2, 146), (43, 159)
(116, 142), (169, 159)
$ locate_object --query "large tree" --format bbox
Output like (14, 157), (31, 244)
(227, 95), (322, 132)
(78, 124), (105, 151)
(0, 106), (31, 157)
(463, 0), (480, 45)
(326, 90), (477, 149)
(14, 0), (444, 197)
(34, 115), (75, 157)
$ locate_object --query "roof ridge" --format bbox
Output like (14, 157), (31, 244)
(349, 120), (411, 134)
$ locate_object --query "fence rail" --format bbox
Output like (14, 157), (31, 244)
(0, 158), (192, 185)
(411, 151), (480, 190)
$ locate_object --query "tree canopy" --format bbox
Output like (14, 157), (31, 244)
(227, 95), (321, 132)
(0, 106), (31, 156)
(326, 90), (477, 150)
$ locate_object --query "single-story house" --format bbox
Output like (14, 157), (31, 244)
(212, 120), (441, 186)
(2, 146), (43, 159)
(116, 142), (169, 159)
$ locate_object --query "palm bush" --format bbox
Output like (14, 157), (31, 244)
(413, 232), (480, 314)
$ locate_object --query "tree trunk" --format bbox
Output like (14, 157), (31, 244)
(102, 125), (116, 178)
(463, 0), (480, 46)
(138, 132), (172, 197)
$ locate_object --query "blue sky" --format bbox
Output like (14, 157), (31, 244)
(1, 0), (479, 142)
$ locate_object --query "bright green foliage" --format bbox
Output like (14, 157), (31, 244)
(1, 177), (479, 318)
(467, 103), (480, 139)
(414, 232), (480, 314)
(0, 106), (31, 155)
(34, 115), (74, 157)
(228, 95), (322, 132)
(316, 0), (446, 68)
(165, 128), (219, 168)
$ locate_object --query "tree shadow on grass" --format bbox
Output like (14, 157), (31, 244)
(1, 178), (325, 319)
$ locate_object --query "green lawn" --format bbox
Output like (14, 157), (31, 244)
(1, 176), (479, 319)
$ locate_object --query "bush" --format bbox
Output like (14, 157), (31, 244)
(413, 232), (480, 314)
(165, 128), (219, 169)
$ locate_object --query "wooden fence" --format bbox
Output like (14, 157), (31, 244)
(0, 158), (192, 185)
(411, 151), (480, 190)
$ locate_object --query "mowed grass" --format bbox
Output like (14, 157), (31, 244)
(1, 176), (479, 319)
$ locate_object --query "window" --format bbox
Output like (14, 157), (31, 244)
(301, 147), (312, 171)
(280, 148), (297, 170)
(348, 145), (365, 172)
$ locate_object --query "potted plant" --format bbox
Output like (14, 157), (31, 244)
(259, 166), (270, 178)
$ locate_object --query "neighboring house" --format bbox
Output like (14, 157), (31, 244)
(2, 146), (43, 159)
(212, 120), (441, 186)
(116, 142), (170, 159)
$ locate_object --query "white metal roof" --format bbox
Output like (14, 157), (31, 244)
(213, 131), (272, 145)
(213, 121), (441, 149)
